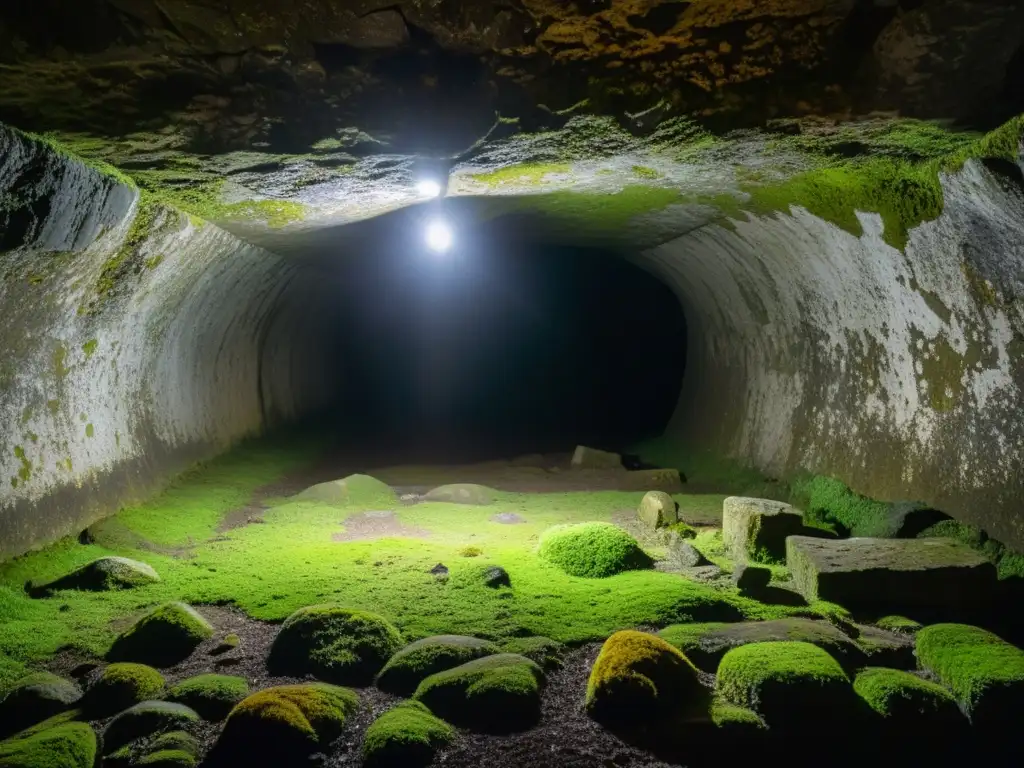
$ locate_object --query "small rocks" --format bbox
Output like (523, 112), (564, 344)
(668, 537), (709, 568)
(107, 603), (214, 667)
(483, 565), (511, 588)
(209, 633), (239, 656)
(0, 672), (82, 738)
(26, 556), (160, 597)
(377, 635), (499, 696)
(733, 564), (772, 593)
(491, 512), (526, 524)
(429, 563), (450, 581)
(423, 483), (496, 505)
(637, 490), (678, 530)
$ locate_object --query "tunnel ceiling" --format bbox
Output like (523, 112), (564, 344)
(3, 0), (1024, 251)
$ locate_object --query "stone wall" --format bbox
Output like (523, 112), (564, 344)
(0, 126), (342, 559)
(647, 159), (1024, 549)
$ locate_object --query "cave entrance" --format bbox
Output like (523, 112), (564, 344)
(275, 205), (688, 465)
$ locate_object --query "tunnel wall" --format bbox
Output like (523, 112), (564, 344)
(0, 126), (337, 560)
(648, 159), (1024, 549)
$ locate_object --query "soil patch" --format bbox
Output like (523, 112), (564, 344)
(216, 505), (267, 533)
(491, 512), (527, 525)
(332, 511), (432, 542)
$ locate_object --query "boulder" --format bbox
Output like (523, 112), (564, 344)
(658, 619), (865, 672)
(0, 672), (82, 738)
(715, 641), (856, 729)
(667, 538), (708, 568)
(853, 625), (915, 669)
(482, 565), (511, 588)
(103, 701), (199, 754)
(211, 684), (358, 766)
(710, 696), (765, 736)
(722, 497), (806, 563)
(106, 730), (200, 768)
(85, 663), (165, 717)
(732, 564), (771, 593)
(362, 701), (454, 768)
(413, 654), (544, 733)
(0, 717), (96, 768)
(915, 623), (1024, 732)
(585, 630), (708, 728)
(267, 605), (403, 685)
(637, 491), (678, 530)
(853, 667), (963, 726)
(786, 536), (997, 617)
(498, 636), (566, 670)
(570, 445), (623, 470)
(538, 522), (652, 577)
(423, 484), (495, 505)
(107, 603), (214, 667)
(26, 557), (159, 596)
(873, 615), (922, 634)
(165, 674), (249, 721)
(376, 635), (500, 696)
(292, 474), (396, 506)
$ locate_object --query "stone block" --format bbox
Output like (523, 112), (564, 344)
(570, 445), (623, 469)
(637, 491), (678, 529)
(786, 536), (997, 617)
(722, 497), (805, 563)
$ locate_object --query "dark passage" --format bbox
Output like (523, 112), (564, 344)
(304, 209), (688, 460)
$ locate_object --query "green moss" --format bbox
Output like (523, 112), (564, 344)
(376, 635), (498, 696)
(498, 636), (566, 670)
(81, 340), (98, 360)
(268, 605), (403, 685)
(149, 731), (198, 755)
(414, 653), (544, 732)
(362, 701), (454, 768)
(95, 196), (161, 301)
(630, 437), (782, 497)
(710, 697), (765, 731)
(30, 130), (136, 188)
(665, 521), (697, 539)
(137, 749), (195, 767)
(85, 663), (164, 716)
(107, 603), (213, 667)
(853, 667), (958, 719)
(0, 673), (81, 739)
(874, 616), (922, 634)
(538, 523), (652, 578)
(103, 701), (199, 754)
(585, 630), (707, 726)
(790, 475), (891, 537)
(656, 622), (727, 660)
(715, 641), (852, 727)
(631, 165), (662, 179)
(471, 163), (572, 186)
(915, 624), (1024, 725)
(214, 683), (357, 763)
(51, 345), (70, 381)
(997, 551), (1024, 579)
(294, 474), (396, 507)
(85, 424), (94, 439)
(0, 719), (96, 768)
(918, 519), (985, 547)
(494, 186), (683, 233)
(457, 546), (483, 558)
(165, 675), (249, 721)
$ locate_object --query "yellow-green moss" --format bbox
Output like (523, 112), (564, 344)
(0, 718), (96, 768)
(165, 675), (249, 721)
(362, 701), (454, 768)
(85, 662), (164, 716)
(376, 635), (498, 696)
(471, 163), (572, 186)
(853, 667), (958, 719)
(107, 603), (213, 667)
(538, 522), (652, 578)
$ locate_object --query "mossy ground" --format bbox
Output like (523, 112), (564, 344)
(1, 438), (888, 689)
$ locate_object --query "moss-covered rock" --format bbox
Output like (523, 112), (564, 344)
(715, 641), (855, 729)
(915, 623), (1024, 729)
(710, 696), (766, 734)
(362, 701), (454, 768)
(637, 491), (677, 530)
(853, 667), (962, 724)
(105, 730), (198, 768)
(293, 474), (396, 506)
(413, 653), (544, 733)
(136, 750), (195, 767)
(538, 522), (652, 578)
(585, 630), (708, 727)
(211, 683), (358, 766)
(376, 636), (498, 696)
(0, 672), (82, 738)
(103, 701), (199, 754)
(0, 718), (96, 768)
(85, 663), (165, 717)
(268, 605), (403, 685)
(107, 603), (214, 667)
(498, 636), (566, 670)
(722, 497), (806, 563)
(26, 557), (159, 597)
(165, 674), (249, 721)
(657, 619), (864, 672)
(853, 625), (916, 669)
(423, 484), (495, 505)
(874, 615), (922, 634)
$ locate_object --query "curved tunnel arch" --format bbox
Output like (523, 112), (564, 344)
(1, 124), (1023, 560)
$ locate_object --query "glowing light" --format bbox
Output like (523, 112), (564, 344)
(425, 219), (453, 253)
(417, 179), (443, 198)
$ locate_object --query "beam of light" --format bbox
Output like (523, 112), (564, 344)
(425, 218), (453, 253)
(416, 179), (443, 198)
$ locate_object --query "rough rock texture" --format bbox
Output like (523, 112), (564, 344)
(637, 491), (677, 530)
(722, 497), (807, 562)
(27, 556), (159, 596)
(787, 535), (998, 616)
(570, 446), (623, 470)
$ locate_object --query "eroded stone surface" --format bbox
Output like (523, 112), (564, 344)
(722, 497), (806, 563)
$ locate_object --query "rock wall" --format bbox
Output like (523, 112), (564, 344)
(648, 159), (1024, 549)
(0, 126), (341, 560)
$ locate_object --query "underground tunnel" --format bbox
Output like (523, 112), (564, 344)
(1, 1), (1024, 766)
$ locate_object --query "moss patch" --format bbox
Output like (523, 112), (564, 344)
(790, 475), (892, 537)
(107, 603), (213, 667)
(874, 616), (922, 634)
(362, 701), (454, 768)
(293, 474), (396, 507)
(268, 605), (403, 685)
(165, 675), (248, 721)
(498, 636), (566, 670)
(0, 718), (96, 768)
(586, 630), (707, 727)
(85, 663), (165, 717)
(376, 635), (498, 696)
(103, 701), (199, 754)
(0, 673), (81, 739)
(471, 163), (572, 186)
(853, 667), (959, 721)
(538, 522), (652, 578)
(915, 624), (1024, 727)
(414, 653), (544, 733)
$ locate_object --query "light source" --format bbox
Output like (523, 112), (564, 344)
(425, 218), (453, 253)
(416, 179), (443, 198)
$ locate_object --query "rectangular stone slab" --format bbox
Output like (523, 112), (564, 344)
(722, 497), (806, 563)
(787, 536), (998, 617)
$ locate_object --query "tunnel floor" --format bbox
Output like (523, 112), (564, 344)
(0, 436), (1021, 767)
